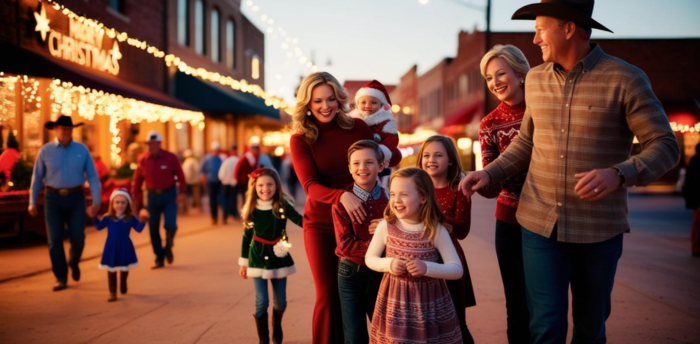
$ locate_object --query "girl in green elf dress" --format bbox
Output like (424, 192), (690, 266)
(239, 167), (303, 344)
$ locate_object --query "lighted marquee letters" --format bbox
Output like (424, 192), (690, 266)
(35, 7), (121, 75)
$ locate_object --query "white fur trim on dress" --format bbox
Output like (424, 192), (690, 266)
(246, 265), (297, 279)
(355, 88), (388, 105)
(379, 145), (392, 164)
(238, 257), (249, 266)
(98, 262), (139, 271)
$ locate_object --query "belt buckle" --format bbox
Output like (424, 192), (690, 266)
(58, 189), (70, 196)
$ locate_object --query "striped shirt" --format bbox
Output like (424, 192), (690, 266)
(483, 44), (679, 243)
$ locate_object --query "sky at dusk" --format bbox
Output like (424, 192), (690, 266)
(240, 0), (700, 104)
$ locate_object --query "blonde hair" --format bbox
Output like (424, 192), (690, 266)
(416, 135), (465, 192)
(241, 168), (293, 229)
(383, 168), (446, 243)
(107, 195), (133, 221)
(480, 44), (531, 79)
(292, 72), (355, 143)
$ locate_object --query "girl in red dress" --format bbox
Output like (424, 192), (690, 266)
(289, 72), (374, 344)
(416, 135), (476, 343)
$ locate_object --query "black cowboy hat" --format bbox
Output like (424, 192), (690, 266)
(44, 115), (84, 129)
(511, 0), (613, 33)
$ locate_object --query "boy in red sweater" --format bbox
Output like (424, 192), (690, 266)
(332, 140), (388, 344)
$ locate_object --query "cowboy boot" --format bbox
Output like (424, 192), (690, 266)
(120, 271), (129, 294)
(165, 231), (175, 264)
(253, 312), (269, 344)
(69, 242), (85, 281)
(272, 309), (284, 344)
(108, 272), (117, 302)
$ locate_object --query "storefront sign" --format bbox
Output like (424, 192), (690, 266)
(34, 6), (121, 75)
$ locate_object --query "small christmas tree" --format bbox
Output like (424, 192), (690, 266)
(9, 159), (32, 191)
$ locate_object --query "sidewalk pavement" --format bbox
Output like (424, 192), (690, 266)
(0, 196), (699, 343)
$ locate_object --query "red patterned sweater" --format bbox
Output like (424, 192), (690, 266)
(290, 118), (374, 229)
(477, 101), (528, 225)
(435, 185), (476, 308)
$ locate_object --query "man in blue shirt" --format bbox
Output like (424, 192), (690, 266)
(28, 116), (101, 292)
(200, 141), (224, 225)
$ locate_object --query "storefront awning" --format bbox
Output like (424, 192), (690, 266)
(174, 71), (280, 120)
(0, 42), (199, 111)
(443, 102), (482, 127)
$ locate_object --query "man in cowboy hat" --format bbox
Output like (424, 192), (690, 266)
(29, 115), (102, 291)
(460, 1), (680, 342)
(131, 130), (187, 269)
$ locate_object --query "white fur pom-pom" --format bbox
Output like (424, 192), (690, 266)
(273, 239), (292, 258)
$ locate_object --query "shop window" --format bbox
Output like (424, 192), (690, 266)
(211, 9), (220, 62)
(195, 0), (205, 55)
(459, 73), (468, 96)
(177, 0), (189, 46)
(251, 54), (260, 80)
(226, 20), (235, 69)
(109, 0), (126, 15)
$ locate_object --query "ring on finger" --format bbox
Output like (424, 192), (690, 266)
(594, 188), (599, 193)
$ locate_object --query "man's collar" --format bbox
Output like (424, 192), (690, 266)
(353, 182), (382, 202)
(146, 150), (163, 159)
(555, 43), (604, 75)
(53, 138), (72, 148)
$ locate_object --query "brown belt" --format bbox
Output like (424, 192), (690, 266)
(147, 186), (174, 194)
(46, 186), (83, 196)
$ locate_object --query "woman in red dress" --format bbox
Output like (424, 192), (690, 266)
(289, 72), (374, 343)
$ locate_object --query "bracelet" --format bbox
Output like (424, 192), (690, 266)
(611, 167), (625, 187)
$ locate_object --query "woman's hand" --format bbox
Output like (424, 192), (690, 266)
(390, 258), (407, 276)
(368, 219), (382, 234)
(340, 192), (367, 224)
(406, 259), (428, 277)
(239, 265), (247, 279)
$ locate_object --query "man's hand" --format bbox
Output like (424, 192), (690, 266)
(368, 219), (381, 235)
(406, 259), (427, 277)
(177, 193), (186, 205)
(574, 168), (620, 201)
(139, 209), (150, 222)
(28, 205), (38, 217)
(86, 204), (100, 218)
(390, 258), (407, 276)
(458, 170), (491, 200)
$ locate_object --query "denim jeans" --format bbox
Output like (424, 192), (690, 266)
(522, 227), (623, 344)
(44, 192), (86, 282)
(147, 187), (178, 263)
(337, 259), (383, 344)
(223, 184), (239, 220)
(495, 220), (530, 344)
(207, 181), (222, 221)
(253, 277), (287, 318)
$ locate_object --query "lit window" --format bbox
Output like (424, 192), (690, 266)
(226, 20), (235, 69)
(251, 54), (260, 80)
(177, 0), (189, 46)
(195, 0), (205, 55)
(211, 9), (220, 62)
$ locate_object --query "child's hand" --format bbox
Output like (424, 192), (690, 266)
(368, 219), (382, 235)
(239, 265), (247, 279)
(390, 258), (407, 276)
(406, 259), (428, 277)
(139, 209), (150, 222)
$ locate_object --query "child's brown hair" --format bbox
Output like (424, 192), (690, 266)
(415, 135), (465, 192)
(241, 168), (293, 229)
(347, 139), (384, 164)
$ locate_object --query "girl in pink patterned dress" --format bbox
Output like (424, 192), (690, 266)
(365, 168), (463, 344)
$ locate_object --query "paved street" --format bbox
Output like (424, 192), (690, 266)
(1, 194), (699, 343)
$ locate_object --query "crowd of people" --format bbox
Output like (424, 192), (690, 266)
(25, 1), (686, 343)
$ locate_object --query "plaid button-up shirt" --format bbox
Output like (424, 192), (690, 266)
(484, 44), (679, 243)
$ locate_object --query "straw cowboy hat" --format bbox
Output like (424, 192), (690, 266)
(44, 115), (84, 129)
(511, 0), (613, 33)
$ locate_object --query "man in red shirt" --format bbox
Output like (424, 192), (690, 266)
(131, 131), (186, 269)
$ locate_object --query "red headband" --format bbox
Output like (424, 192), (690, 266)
(249, 168), (266, 179)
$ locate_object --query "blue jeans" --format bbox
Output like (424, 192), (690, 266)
(207, 181), (222, 221)
(223, 184), (239, 220)
(147, 187), (178, 263)
(44, 192), (86, 282)
(337, 259), (383, 344)
(495, 220), (530, 344)
(522, 227), (623, 344)
(253, 277), (287, 318)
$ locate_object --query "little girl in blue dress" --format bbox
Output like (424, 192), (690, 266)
(94, 188), (147, 302)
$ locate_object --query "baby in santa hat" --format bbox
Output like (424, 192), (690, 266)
(350, 80), (402, 169)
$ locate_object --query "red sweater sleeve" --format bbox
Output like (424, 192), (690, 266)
(477, 117), (503, 199)
(332, 203), (370, 263)
(171, 154), (187, 195)
(379, 132), (402, 167)
(131, 156), (145, 211)
(445, 190), (471, 240)
(290, 135), (346, 206)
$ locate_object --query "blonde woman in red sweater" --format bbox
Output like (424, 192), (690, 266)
(289, 72), (374, 344)
(477, 44), (531, 343)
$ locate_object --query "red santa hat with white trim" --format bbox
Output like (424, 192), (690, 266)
(355, 80), (392, 106)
